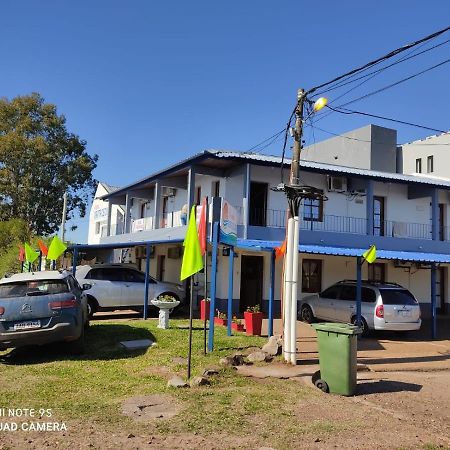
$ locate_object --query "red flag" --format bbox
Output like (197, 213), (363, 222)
(38, 239), (48, 256)
(197, 197), (207, 256)
(18, 246), (25, 262)
(275, 239), (286, 260)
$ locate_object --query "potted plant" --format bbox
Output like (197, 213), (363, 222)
(214, 310), (227, 327)
(231, 316), (245, 332)
(200, 298), (210, 321)
(151, 294), (180, 329)
(244, 305), (263, 336)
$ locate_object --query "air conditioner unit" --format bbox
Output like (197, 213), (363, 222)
(327, 176), (347, 193)
(162, 187), (176, 197)
(167, 246), (183, 259)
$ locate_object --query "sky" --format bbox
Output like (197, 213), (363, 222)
(1, 1), (449, 243)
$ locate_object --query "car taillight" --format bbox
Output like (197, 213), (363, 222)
(49, 297), (77, 310)
(375, 305), (384, 318)
(0, 307), (4, 315)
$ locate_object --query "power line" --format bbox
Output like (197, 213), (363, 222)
(306, 25), (450, 95)
(326, 105), (446, 134)
(247, 129), (285, 152)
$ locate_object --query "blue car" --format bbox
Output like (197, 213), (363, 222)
(0, 271), (89, 355)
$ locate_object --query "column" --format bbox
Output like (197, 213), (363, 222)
(243, 163), (251, 239)
(153, 182), (161, 229)
(124, 192), (131, 234)
(106, 201), (112, 237)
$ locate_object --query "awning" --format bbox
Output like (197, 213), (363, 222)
(236, 239), (450, 264)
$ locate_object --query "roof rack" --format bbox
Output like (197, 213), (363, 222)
(337, 280), (403, 287)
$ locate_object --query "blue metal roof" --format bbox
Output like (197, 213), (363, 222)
(236, 239), (450, 263)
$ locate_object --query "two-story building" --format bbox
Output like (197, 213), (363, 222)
(85, 125), (450, 333)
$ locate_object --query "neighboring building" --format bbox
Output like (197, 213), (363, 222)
(88, 182), (124, 245)
(398, 132), (450, 178)
(86, 125), (450, 326)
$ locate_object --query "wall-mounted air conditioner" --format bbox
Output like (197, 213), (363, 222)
(162, 187), (176, 197)
(327, 176), (347, 193)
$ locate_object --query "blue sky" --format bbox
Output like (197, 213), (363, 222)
(1, 1), (449, 243)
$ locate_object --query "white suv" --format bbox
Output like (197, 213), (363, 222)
(75, 264), (185, 317)
(299, 280), (421, 335)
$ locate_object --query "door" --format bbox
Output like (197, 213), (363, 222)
(436, 267), (446, 314)
(240, 255), (263, 312)
(86, 267), (124, 308)
(315, 285), (341, 320)
(373, 196), (385, 236)
(161, 197), (168, 228)
(249, 182), (268, 226)
(157, 255), (166, 281)
(335, 285), (356, 322)
(121, 268), (146, 307)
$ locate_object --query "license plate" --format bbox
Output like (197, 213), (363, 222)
(14, 320), (41, 331)
(399, 310), (411, 317)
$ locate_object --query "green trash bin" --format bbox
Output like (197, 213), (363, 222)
(312, 323), (362, 396)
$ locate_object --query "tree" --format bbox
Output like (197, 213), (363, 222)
(0, 93), (98, 235)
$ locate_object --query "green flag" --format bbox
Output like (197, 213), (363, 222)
(180, 206), (204, 281)
(47, 236), (67, 261)
(363, 244), (377, 264)
(24, 243), (39, 263)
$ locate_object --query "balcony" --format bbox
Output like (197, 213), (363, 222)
(130, 210), (183, 233)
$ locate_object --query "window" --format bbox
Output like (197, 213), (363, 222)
(140, 203), (146, 219)
(95, 222), (101, 235)
(303, 197), (323, 222)
(379, 289), (417, 305)
(427, 155), (434, 173)
(123, 269), (146, 283)
(373, 196), (385, 236)
(302, 259), (322, 293)
(368, 263), (385, 283)
(320, 285), (340, 299)
(340, 285), (356, 301)
(415, 158), (422, 173)
(249, 182), (268, 226)
(195, 186), (202, 205)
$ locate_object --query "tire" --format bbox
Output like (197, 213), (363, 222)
(314, 378), (329, 393)
(67, 326), (85, 355)
(87, 296), (98, 319)
(351, 316), (369, 337)
(300, 304), (315, 323)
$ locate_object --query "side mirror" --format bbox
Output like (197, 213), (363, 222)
(82, 283), (92, 291)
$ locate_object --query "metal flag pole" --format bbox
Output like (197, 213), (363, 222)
(187, 275), (194, 379)
(203, 198), (209, 355)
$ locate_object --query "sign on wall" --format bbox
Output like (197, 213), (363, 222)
(220, 199), (237, 246)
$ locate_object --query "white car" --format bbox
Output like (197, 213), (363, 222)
(75, 264), (185, 317)
(299, 280), (421, 335)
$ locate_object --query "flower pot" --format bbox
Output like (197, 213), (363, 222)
(214, 317), (227, 327)
(231, 322), (245, 332)
(244, 311), (263, 336)
(200, 299), (210, 321)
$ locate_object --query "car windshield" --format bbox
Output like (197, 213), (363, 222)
(0, 280), (69, 298)
(379, 288), (418, 305)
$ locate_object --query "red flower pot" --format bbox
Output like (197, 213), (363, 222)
(244, 311), (263, 336)
(214, 317), (227, 327)
(200, 299), (210, 321)
(231, 322), (245, 332)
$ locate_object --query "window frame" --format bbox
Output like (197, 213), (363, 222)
(415, 158), (422, 173)
(427, 155), (434, 173)
(303, 197), (324, 223)
(301, 259), (322, 293)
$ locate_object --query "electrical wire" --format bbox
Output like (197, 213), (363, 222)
(306, 25), (450, 95)
(247, 129), (285, 153)
(326, 104), (446, 134)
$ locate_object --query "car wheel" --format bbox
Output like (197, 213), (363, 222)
(87, 296), (98, 319)
(300, 304), (315, 323)
(67, 327), (85, 355)
(351, 316), (369, 337)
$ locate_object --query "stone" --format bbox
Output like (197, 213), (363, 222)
(262, 335), (282, 356)
(122, 394), (181, 421)
(202, 368), (219, 377)
(231, 354), (245, 366)
(189, 376), (211, 387)
(247, 351), (269, 362)
(120, 339), (154, 350)
(167, 376), (189, 388)
(219, 357), (234, 367)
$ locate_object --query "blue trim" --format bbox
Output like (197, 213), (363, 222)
(143, 243), (151, 320)
(431, 263), (437, 339)
(268, 250), (275, 337)
(208, 222), (219, 352)
(227, 247), (234, 337)
(68, 239), (183, 251)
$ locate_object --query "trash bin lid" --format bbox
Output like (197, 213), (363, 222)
(312, 322), (362, 335)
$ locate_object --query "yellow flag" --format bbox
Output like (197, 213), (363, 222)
(180, 206), (204, 281)
(24, 243), (39, 263)
(47, 236), (67, 261)
(363, 244), (377, 264)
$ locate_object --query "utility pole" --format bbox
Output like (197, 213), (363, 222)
(60, 192), (68, 241)
(283, 89), (306, 365)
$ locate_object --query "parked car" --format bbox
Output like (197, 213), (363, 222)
(75, 264), (185, 317)
(299, 280), (421, 335)
(0, 271), (89, 354)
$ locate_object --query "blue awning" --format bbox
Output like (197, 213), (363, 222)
(236, 239), (450, 264)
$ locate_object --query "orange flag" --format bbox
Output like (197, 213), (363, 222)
(38, 239), (48, 256)
(275, 239), (286, 260)
(18, 246), (25, 262)
(197, 197), (207, 256)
